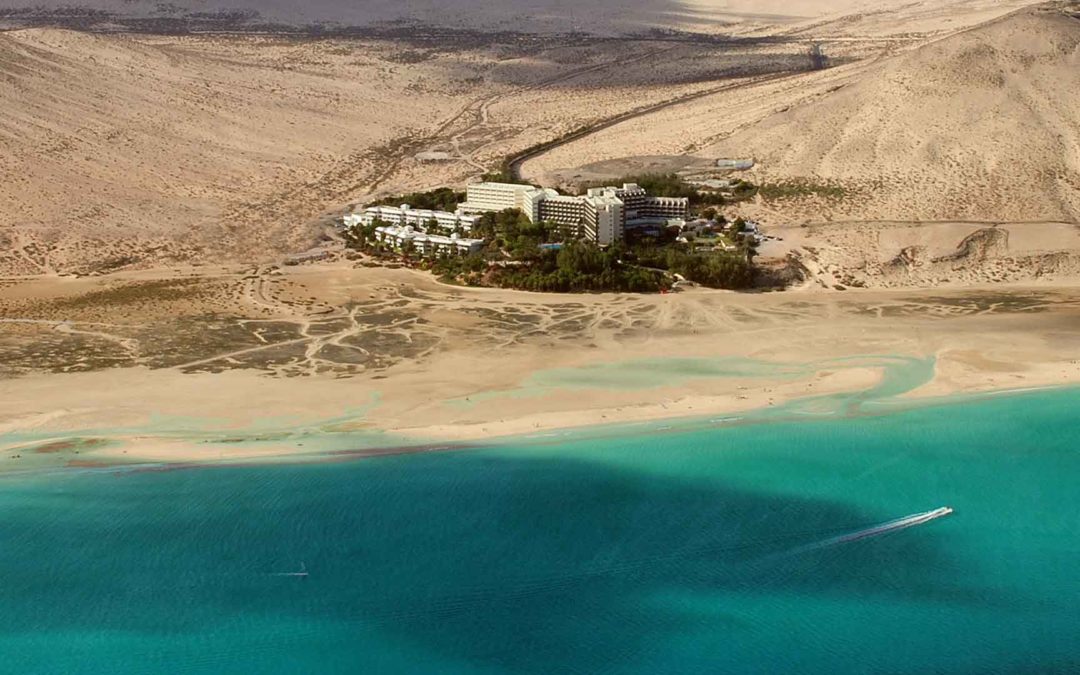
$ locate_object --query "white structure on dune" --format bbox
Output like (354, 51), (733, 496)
(373, 224), (484, 256)
(342, 204), (484, 257)
(461, 181), (688, 245)
(343, 204), (479, 235)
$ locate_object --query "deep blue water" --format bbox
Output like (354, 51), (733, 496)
(1, 388), (1077, 673)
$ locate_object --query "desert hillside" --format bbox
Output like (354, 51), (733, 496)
(706, 5), (1080, 222)
(0, 24), (827, 276)
(0, 29), (501, 274)
(2, 1), (1070, 280)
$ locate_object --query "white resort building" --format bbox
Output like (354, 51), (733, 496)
(343, 181), (689, 253)
(343, 204), (479, 235)
(458, 182), (534, 214)
(373, 224), (484, 256)
(464, 181), (689, 245)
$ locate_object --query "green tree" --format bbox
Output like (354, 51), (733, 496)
(368, 187), (464, 212)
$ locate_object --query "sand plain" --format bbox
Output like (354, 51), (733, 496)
(2, 260), (1079, 470)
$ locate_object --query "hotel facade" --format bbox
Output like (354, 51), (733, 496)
(343, 181), (689, 254)
(343, 204), (479, 234)
(372, 225), (484, 256)
(463, 182), (688, 245)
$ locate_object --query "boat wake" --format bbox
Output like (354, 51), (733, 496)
(777, 507), (953, 559)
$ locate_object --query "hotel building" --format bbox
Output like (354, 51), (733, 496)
(459, 182), (534, 214)
(372, 224), (484, 257)
(464, 181), (688, 245)
(343, 204), (479, 235)
(345, 182), (689, 250)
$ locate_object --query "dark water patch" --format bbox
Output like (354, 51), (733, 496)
(0, 453), (966, 671)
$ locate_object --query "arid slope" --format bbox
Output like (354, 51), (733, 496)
(707, 6), (1080, 222)
(0, 29), (493, 275)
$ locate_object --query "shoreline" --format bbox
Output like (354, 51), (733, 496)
(4, 266), (1079, 475)
(2, 363), (1077, 477)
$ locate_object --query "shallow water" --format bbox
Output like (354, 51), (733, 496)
(1, 387), (1077, 673)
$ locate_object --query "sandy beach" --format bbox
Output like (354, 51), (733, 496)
(2, 262), (1078, 470)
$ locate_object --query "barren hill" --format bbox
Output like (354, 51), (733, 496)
(0, 29), (491, 275)
(706, 5), (1080, 222)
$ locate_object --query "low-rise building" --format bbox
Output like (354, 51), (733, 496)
(373, 224), (484, 257)
(344, 205), (479, 235)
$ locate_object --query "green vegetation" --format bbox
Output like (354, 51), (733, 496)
(438, 241), (664, 293)
(578, 173), (758, 213)
(423, 207), (754, 293)
(346, 176), (764, 293)
(342, 218), (382, 251)
(478, 171), (534, 185)
(469, 208), (542, 245)
(428, 251), (489, 285)
(53, 279), (210, 310)
(366, 187), (464, 212)
(631, 246), (754, 289)
(580, 173), (698, 201)
(500, 243), (663, 293)
(728, 178), (759, 201)
(757, 180), (846, 200)
(424, 208), (662, 292)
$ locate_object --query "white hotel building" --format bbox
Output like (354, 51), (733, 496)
(343, 204), (479, 234)
(373, 225), (484, 256)
(343, 182), (689, 253)
(342, 205), (484, 257)
(461, 182), (688, 245)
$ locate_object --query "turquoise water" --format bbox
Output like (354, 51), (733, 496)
(1, 388), (1077, 673)
(449, 355), (935, 408)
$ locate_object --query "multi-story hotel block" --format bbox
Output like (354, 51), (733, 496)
(464, 181), (688, 245)
(345, 182), (689, 251)
(459, 182), (533, 214)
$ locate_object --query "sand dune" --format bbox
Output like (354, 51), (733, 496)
(706, 6), (1080, 222)
(2, 1), (1075, 285)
